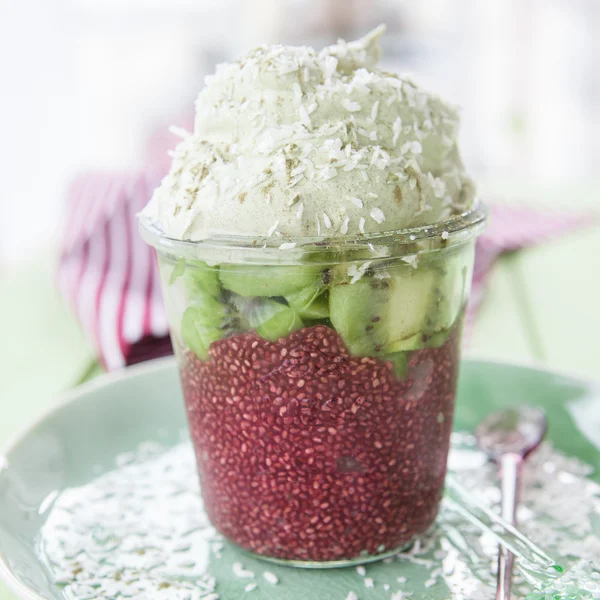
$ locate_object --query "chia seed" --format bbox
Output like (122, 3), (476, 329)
(179, 324), (461, 562)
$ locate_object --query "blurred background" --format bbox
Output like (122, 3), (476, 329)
(1, 0), (599, 266)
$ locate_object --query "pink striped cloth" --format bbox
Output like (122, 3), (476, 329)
(463, 204), (595, 338)
(57, 169), (171, 370)
(57, 176), (594, 370)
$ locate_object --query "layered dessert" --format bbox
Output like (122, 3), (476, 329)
(140, 26), (485, 565)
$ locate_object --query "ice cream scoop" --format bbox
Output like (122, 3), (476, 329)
(143, 26), (475, 242)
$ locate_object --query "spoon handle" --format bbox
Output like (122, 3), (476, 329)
(496, 453), (522, 600)
(443, 475), (555, 570)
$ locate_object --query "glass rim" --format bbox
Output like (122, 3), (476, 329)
(139, 199), (488, 265)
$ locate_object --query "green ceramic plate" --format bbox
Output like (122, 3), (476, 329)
(0, 358), (599, 600)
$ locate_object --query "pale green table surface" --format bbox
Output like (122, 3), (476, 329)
(0, 183), (599, 599)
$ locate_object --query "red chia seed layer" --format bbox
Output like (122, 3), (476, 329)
(179, 323), (462, 563)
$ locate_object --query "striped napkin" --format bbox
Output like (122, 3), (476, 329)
(57, 169), (171, 370)
(56, 174), (593, 370)
(464, 204), (594, 337)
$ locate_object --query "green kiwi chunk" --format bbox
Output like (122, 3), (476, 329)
(384, 352), (409, 380)
(177, 261), (242, 359)
(329, 267), (436, 356)
(219, 264), (322, 297)
(285, 282), (329, 319)
(235, 297), (303, 341)
(184, 260), (221, 298)
(181, 296), (229, 360)
(428, 248), (472, 333)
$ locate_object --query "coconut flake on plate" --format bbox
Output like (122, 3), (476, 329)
(370, 207), (385, 224)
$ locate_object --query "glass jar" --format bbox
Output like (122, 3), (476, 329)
(140, 202), (487, 567)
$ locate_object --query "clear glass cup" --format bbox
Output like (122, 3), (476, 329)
(140, 202), (487, 567)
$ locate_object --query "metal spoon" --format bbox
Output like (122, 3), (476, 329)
(476, 406), (548, 600)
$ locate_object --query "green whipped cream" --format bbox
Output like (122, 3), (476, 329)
(144, 26), (475, 244)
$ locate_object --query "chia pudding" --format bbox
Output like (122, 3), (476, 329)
(140, 26), (486, 565)
(180, 323), (461, 562)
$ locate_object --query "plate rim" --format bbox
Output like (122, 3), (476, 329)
(0, 356), (598, 600)
(0, 356), (177, 600)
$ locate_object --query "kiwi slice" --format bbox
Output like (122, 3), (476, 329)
(177, 260), (244, 359)
(428, 247), (473, 333)
(257, 304), (303, 341)
(169, 259), (220, 296)
(169, 259), (186, 284)
(386, 332), (424, 353)
(329, 279), (381, 355)
(299, 294), (329, 320)
(219, 264), (322, 297)
(384, 352), (409, 380)
(423, 328), (453, 348)
(329, 267), (436, 356)
(234, 297), (303, 341)
(181, 296), (230, 360)
(285, 282), (329, 319)
(184, 260), (221, 298)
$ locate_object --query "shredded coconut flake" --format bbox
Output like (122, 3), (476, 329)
(292, 82), (302, 100)
(367, 192), (378, 198)
(402, 140), (422, 155)
(279, 242), (297, 250)
(289, 174), (304, 187)
(370, 100), (380, 121)
(401, 254), (419, 269)
(343, 99), (362, 112)
(340, 216), (350, 234)
(321, 166), (337, 181)
(322, 55), (338, 83)
(299, 105), (312, 128)
(350, 196), (363, 208)
(347, 261), (372, 284)
(244, 582), (257, 592)
(290, 164), (306, 177)
(263, 571), (279, 585)
(169, 125), (190, 139)
(296, 202), (304, 220)
(232, 562), (254, 579)
(441, 231), (449, 240)
(323, 212), (332, 229)
(370, 207), (386, 224)
(359, 217), (366, 233)
(364, 577), (374, 588)
(267, 220), (279, 236)
(356, 565), (366, 577)
(392, 117), (403, 146)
